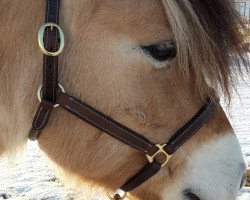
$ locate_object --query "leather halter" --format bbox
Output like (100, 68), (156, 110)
(30, 0), (217, 199)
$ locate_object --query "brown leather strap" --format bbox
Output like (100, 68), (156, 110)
(57, 92), (217, 157)
(29, 100), (54, 141)
(29, 0), (61, 140)
(121, 162), (161, 192)
(164, 99), (217, 155)
(56, 93), (159, 155)
(43, 0), (60, 103)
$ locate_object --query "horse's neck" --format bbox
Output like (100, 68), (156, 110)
(0, 0), (45, 154)
(0, 0), (93, 155)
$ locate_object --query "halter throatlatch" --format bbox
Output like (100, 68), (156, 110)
(30, 0), (217, 198)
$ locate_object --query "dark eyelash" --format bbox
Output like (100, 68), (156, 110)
(142, 40), (177, 62)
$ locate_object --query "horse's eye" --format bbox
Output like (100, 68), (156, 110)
(142, 40), (177, 62)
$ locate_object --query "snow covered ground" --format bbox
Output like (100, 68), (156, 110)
(0, 80), (249, 200)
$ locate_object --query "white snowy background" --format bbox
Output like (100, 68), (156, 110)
(0, 79), (249, 200)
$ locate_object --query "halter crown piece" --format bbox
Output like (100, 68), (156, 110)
(30, 1), (217, 199)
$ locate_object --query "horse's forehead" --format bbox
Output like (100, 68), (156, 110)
(94, 0), (164, 13)
(69, 0), (171, 41)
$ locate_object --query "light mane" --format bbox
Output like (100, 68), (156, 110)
(161, 0), (249, 102)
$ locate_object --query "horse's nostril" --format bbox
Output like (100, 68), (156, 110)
(184, 192), (201, 200)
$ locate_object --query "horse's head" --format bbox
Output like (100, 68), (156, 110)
(0, 0), (248, 199)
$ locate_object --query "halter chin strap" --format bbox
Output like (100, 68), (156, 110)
(30, 0), (217, 197)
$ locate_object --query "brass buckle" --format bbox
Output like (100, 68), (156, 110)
(38, 22), (65, 56)
(146, 144), (172, 167)
(37, 84), (65, 108)
(107, 189), (127, 200)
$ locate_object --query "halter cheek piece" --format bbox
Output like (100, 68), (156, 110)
(29, 1), (217, 199)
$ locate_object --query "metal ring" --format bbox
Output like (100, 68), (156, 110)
(146, 144), (172, 167)
(38, 22), (65, 56)
(107, 189), (127, 200)
(37, 84), (65, 108)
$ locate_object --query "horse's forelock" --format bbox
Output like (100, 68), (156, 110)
(161, 0), (249, 102)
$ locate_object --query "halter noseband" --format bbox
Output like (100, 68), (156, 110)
(29, 1), (217, 199)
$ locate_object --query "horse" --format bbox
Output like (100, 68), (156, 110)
(0, 0), (249, 199)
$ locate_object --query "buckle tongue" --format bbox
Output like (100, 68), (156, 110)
(38, 22), (65, 56)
